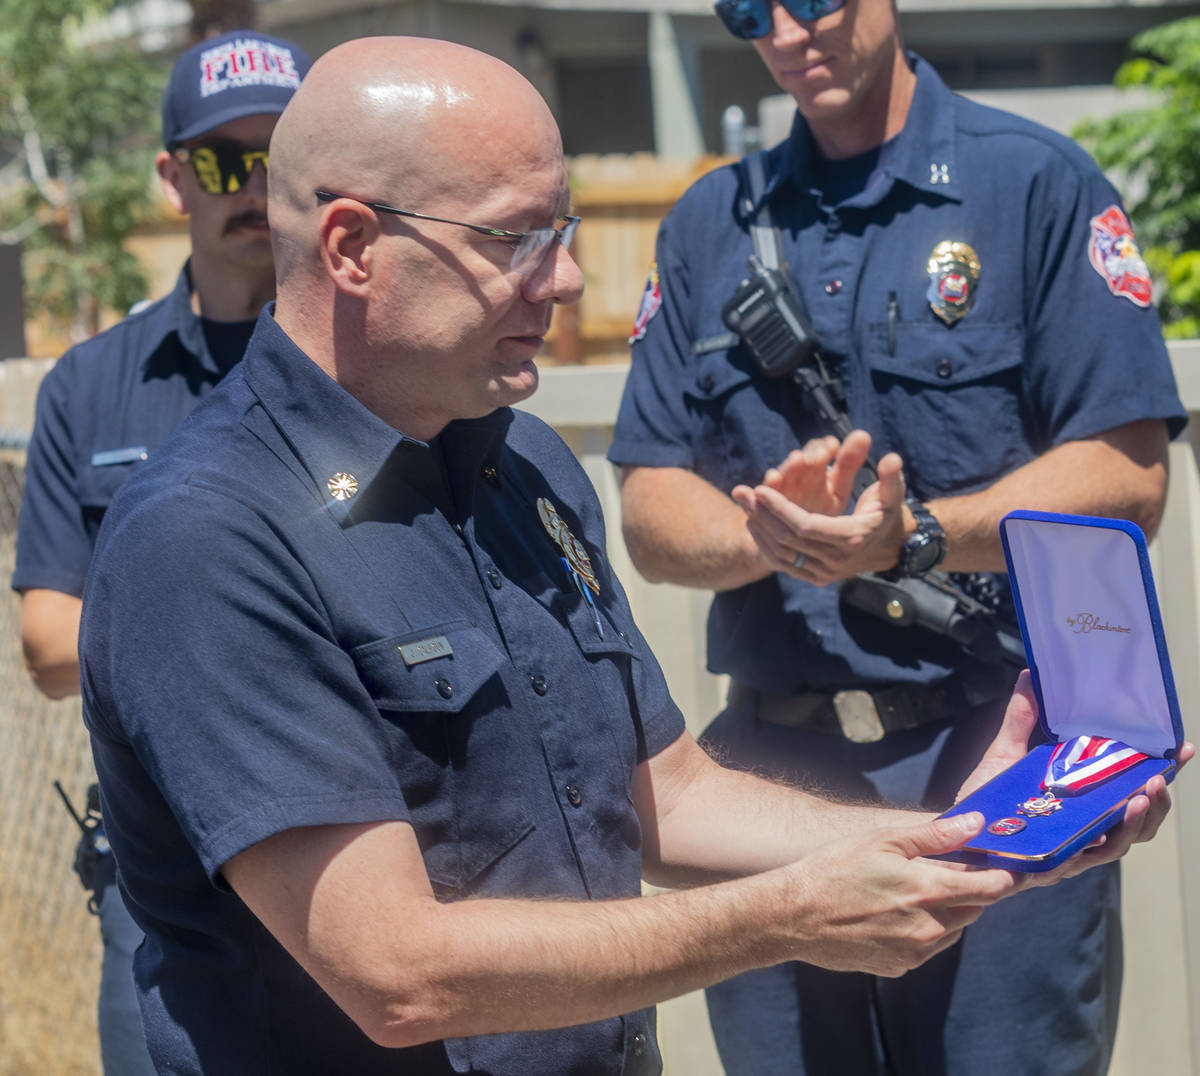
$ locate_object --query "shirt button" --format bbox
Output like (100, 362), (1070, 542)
(824, 280), (842, 295)
(936, 359), (953, 379)
(700, 374), (715, 393)
(565, 785), (582, 807)
(632, 1031), (647, 1056)
(435, 678), (453, 700)
(531, 674), (548, 696)
(486, 567), (502, 589)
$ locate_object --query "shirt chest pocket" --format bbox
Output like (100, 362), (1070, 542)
(557, 592), (644, 790)
(682, 349), (801, 487)
(864, 321), (1030, 495)
(351, 621), (535, 897)
(78, 452), (147, 533)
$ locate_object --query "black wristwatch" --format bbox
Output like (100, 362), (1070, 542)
(895, 500), (947, 577)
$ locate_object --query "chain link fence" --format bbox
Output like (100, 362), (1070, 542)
(0, 438), (103, 1076)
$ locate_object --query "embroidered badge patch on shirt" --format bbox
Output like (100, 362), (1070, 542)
(1088, 206), (1152, 308)
(629, 261), (662, 344)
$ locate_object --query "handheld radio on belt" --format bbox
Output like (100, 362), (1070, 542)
(53, 780), (110, 912)
(714, 152), (1025, 669)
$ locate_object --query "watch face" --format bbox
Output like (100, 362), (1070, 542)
(907, 533), (942, 573)
(899, 503), (947, 576)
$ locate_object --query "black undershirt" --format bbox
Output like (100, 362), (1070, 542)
(201, 317), (258, 377)
(811, 136), (895, 206)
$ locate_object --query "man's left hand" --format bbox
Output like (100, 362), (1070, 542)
(958, 671), (1193, 880)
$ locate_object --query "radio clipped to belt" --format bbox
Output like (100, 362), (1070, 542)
(54, 780), (110, 912)
(712, 151), (1025, 670)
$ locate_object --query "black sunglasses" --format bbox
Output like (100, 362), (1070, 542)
(174, 142), (269, 195)
(315, 190), (580, 274)
(714, 0), (848, 39)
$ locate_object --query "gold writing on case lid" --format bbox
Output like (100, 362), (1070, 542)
(1065, 612), (1131, 635)
(398, 635), (453, 667)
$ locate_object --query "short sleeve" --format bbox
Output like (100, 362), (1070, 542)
(596, 547), (687, 762)
(1020, 157), (1186, 447)
(12, 358), (93, 596)
(625, 614), (688, 762)
(80, 481), (411, 881)
(608, 213), (703, 470)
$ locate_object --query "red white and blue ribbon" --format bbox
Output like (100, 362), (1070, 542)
(1042, 735), (1149, 796)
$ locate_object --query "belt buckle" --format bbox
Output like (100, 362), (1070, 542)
(833, 689), (886, 743)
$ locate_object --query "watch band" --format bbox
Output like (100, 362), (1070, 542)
(897, 500), (947, 577)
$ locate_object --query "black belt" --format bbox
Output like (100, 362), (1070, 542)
(729, 680), (961, 743)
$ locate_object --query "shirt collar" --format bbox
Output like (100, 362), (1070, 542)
(883, 54), (960, 203)
(768, 52), (961, 210)
(168, 260), (223, 377)
(240, 308), (510, 525)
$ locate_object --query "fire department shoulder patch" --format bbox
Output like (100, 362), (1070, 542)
(1088, 205), (1152, 307)
(629, 262), (662, 344)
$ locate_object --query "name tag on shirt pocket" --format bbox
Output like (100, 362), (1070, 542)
(91, 446), (149, 467)
(352, 621), (506, 712)
(79, 451), (149, 512)
(398, 635), (453, 666)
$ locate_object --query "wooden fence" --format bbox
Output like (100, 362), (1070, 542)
(25, 153), (730, 365)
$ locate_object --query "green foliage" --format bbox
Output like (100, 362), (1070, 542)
(1074, 16), (1200, 333)
(0, 0), (164, 341)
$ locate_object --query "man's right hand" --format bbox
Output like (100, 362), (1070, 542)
(777, 811), (1016, 977)
(732, 430), (912, 585)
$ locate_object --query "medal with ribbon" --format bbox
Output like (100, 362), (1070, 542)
(1042, 735), (1149, 796)
(1012, 735), (1149, 820)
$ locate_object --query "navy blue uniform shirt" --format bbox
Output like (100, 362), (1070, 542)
(81, 310), (685, 1075)
(13, 264), (237, 597)
(609, 55), (1186, 697)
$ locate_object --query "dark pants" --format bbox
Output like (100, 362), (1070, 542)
(701, 688), (1122, 1076)
(93, 852), (156, 1075)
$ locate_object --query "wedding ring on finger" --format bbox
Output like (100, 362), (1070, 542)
(792, 551), (807, 570)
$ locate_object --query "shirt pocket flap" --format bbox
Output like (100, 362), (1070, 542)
(866, 322), (1023, 387)
(77, 456), (146, 510)
(352, 621), (507, 712)
(553, 590), (643, 661)
(569, 611), (643, 662)
(684, 350), (755, 402)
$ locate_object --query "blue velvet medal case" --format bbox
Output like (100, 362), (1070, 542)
(936, 511), (1184, 872)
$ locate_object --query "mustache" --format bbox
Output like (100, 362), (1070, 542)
(223, 210), (269, 235)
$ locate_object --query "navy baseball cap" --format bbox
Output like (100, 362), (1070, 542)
(162, 30), (312, 149)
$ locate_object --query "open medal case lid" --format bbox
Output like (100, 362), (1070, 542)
(1002, 510), (1182, 756)
(936, 510), (1183, 871)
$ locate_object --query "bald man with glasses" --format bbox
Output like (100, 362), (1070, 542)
(76, 35), (1184, 1076)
